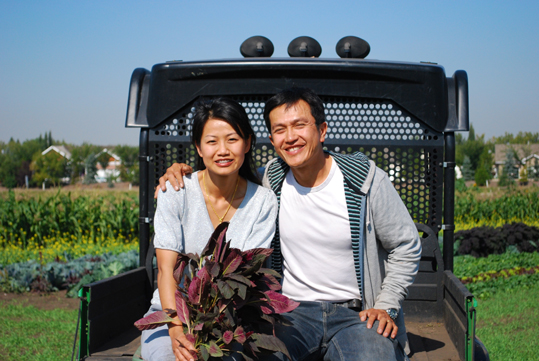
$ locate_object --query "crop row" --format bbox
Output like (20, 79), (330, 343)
(455, 189), (539, 224)
(0, 190), (139, 249)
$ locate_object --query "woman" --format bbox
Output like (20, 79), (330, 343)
(141, 98), (278, 361)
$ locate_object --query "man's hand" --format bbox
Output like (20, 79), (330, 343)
(154, 163), (194, 198)
(359, 308), (398, 339)
(169, 323), (197, 361)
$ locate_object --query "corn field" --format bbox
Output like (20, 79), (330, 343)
(455, 188), (539, 227)
(0, 189), (139, 250)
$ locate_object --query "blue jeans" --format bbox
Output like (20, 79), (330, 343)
(262, 301), (407, 361)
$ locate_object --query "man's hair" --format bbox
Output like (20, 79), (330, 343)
(263, 87), (326, 131)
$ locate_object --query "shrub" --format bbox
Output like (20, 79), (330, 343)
(455, 222), (539, 257)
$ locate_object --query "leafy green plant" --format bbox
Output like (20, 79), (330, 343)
(135, 223), (298, 361)
(0, 250), (139, 296)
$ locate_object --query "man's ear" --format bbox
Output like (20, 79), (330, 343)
(318, 122), (328, 143)
(269, 134), (274, 147)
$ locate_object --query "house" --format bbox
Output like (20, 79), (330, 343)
(41, 145), (72, 183)
(95, 148), (121, 183)
(494, 144), (539, 179)
(42, 145), (72, 160)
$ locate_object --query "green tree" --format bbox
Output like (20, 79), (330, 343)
(30, 151), (68, 187)
(114, 145), (139, 185)
(69, 143), (101, 183)
(0, 135), (51, 188)
(474, 167), (490, 186)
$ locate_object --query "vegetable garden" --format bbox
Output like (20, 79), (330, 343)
(0, 186), (538, 360)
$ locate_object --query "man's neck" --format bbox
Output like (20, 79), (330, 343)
(290, 152), (332, 188)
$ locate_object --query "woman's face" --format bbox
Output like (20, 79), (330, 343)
(196, 118), (250, 177)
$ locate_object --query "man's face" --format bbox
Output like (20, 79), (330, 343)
(268, 100), (327, 171)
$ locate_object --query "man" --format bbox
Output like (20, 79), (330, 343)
(159, 88), (421, 361)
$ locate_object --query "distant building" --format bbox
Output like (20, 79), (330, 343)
(494, 144), (539, 179)
(95, 148), (121, 183)
(42, 145), (72, 160)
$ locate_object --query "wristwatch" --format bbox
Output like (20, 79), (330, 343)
(386, 308), (398, 321)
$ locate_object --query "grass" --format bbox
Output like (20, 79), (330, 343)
(476, 282), (539, 361)
(0, 301), (78, 361)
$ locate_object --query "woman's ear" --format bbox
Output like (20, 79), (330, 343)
(244, 135), (252, 153)
(195, 143), (203, 158)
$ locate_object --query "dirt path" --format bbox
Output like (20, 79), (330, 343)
(0, 290), (79, 311)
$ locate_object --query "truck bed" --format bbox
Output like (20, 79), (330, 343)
(81, 322), (460, 361)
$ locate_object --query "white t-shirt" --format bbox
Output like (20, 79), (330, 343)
(279, 157), (362, 302)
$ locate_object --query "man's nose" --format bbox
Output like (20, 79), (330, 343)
(285, 128), (298, 142)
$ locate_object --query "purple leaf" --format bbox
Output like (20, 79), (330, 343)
(234, 326), (247, 344)
(173, 258), (187, 284)
(223, 250), (243, 275)
(237, 351), (254, 361)
(193, 323), (204, 331)
(242, 248), (273, 260)
(252, 333), (291, 359)
(185, 333), (196, 344)
(217, 279), (235, 299)
(202, 222), (229, 257)
(188, 277), (201, 305)
(175, 291), (190, 324)
(261, 291), (299, 314)
(257, 274), (281, 291)
(204, 260), (220, 278)
(223, 330), (234, 344)
(208, 341), (224, 357)
(264, 291), (300, 314)
(134, 310), (173, 330)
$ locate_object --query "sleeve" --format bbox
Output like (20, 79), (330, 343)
(153, 181), (186, 253)
(246, 188), (278, 249)
(369, 169), (422, 310)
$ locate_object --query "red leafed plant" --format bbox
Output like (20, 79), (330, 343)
(135, 222), (299, 361)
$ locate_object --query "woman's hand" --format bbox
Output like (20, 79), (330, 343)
(154, 163), (194, 198)
(169, 322), (197, 361)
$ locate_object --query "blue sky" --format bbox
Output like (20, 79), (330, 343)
(1, 0), (537, 146)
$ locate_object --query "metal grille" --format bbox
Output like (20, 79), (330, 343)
(148, 96), (443, 229)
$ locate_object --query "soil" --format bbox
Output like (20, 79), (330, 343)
(0, 289), (79, 311)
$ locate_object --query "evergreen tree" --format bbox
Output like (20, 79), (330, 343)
(83, 154), (98, 184)
(499, 148), (517, 186)
(462, 156), (474, 181)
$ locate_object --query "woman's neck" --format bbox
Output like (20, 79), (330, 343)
(201, 170), (241, 200)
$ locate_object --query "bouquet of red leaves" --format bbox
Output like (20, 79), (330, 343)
(135, 222), (299, 361)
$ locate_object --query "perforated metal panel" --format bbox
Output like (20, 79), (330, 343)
(148, 95), (443, 230)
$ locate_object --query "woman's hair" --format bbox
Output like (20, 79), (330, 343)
(191, 97), (260, 185)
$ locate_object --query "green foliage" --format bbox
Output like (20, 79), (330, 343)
(455, 189), (539, 224)
(0, 302), (78, 361)
(454, 251), (539, 279)
(0, 135), (51, 188)
(0, 189), (139, 247)
(474, 167), (490, 186)
(494, 131), (539, 144)
(475, 282), (539, 361)
(30, 151), (68, 187)
(114, 145), (140, 185)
